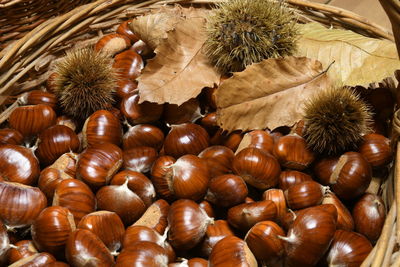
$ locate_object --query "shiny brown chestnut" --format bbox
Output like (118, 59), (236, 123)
(31, 206), (76, 258)
(94, 33), (131, 55)
(116, 20), (139, 43)
(7, 240), (37, 264)
(205, 174), (248, 207)
(322, 192), (354, 231)
(0, 128), (23, 145)
(113, 50), (144, 80)
(110, 170), (155, 207)
(23, 90), (58, 110)
(0, 144), (40, 185)
(115, 79), (138, 99)
(232, 147), (281, 190)
(198, 145), (234, 178)
(314, 152), (372, 200)
(122, 124), (164, 151)
(0, 220), (9, 265)
(78, 211), (125, 254)
(164, 123), (210, 158)
(168, 199), (213, 250)
(76, 142), (123, 190)
(9, 104), (56, 138)
(325, 230), (373, 267)
(278, 170), (312, 191)
(116, 241), (169, 266)
(36, 125), (80, 166)
(134, 199), (169, 235)
(199, 200), (215, 218)
(211, 129), (243, 152)
(359, 133), (392, 168)
(169, 258), (209, 267)
(66, 229), (114, 266)
(244, 221), (285, 266)
(200, 112), (219, 135)
(56, 115), (78, 132)
(53, 179), (96, 225)
(236, 130), (274, 155)
(353, 193), (386, 243)
(209, 236), (257, 267)
(96, 180), (146, 226)
(0, 182), (47, 228)
(130, 40), (152, 56)
(9, 252), (56, 266)
(123, 146), (158, 173)
(285, 181), (329, 210)
(120, 92), (164, 124)
(273, 134), (315, 170)
(262, 188), (287, 223)
(82, 110), (122, 147)
(200, 220), (235, 257)
(163, 98), (202, 125)
(150, 156), (176, 200)
(227, 200), (277, 231)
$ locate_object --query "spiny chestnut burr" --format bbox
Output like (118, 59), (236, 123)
(200, 219), (235, 257)
(322, 192), (354, 231)
(164, 123), (210, 158)
(325, 230), (373, 267)
(263, 188), (287, 223)
(278, 170), (312, 191)
(96, 179), (146, 226)
(353, 193), (386, 243)
(133, 199), (169, 235)
(232, 147), (281, 190)
(82, 109), (122, 147)
(9, 252), (56, 266)
(209, 236), (257, 267)
(76, 142), (123, 190)
(66, 229), (114, 266)
(198, 145), (234, 178)
(358, 133), (392, 168)
(163, 98), (202, 125)
(227, 200), (277, 231)
(151, 155), (210, 201)
(205, 174), (248, 207)
(113, 49), (143, 80)
(9, 104), (56, 138)
(122, 225), (175, 262)
(122, 124), (164, 151)
(236, 130), (275, 155)
(168, 199), (214, 250)
(123, 146), (158, 174)
(110, 170), (155, 207)
(36, 125), (80, 166)
(7, 240), (38, 264)
(120, 92), (164, 124)
(0, 128), (23, 145)
(78, 211), (125, 254)
(273, 134), (315, 170)
(53, 179), (96, 225)
(281, 204), (337, 266)
(244, 221), (285, 266)
(116, 20), (139, 43)
(0, 182), (47, 228)
(31, 206), (76, 258)
(0, 144), (40, 185)
(314, 152), (372, 200)
(116, 241), (169, 266)
(94, 33), (131, 56)
(285, 181), (329, 210)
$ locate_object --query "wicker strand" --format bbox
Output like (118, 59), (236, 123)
(382, 226), (397, 267)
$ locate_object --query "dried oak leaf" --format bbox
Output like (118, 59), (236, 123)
(216, 56), (331, 132)
(295, 23), (400, 87)
(138, 15), (220, 106)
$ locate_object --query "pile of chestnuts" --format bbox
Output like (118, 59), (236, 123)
(0, 18), (392, 267)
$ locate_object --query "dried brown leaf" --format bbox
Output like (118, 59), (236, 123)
(216, 56), (331, 132)
(137, 15), (221, 106)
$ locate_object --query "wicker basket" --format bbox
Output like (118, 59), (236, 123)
(0, 0), (399, 266)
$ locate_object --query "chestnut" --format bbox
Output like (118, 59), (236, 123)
(358, 133), (392, 168)
(116, 20), (139, 42)
(122, 124), (164, 151)
(113, 50), (144, 80)
(123, 146), (158, 174)
(150, 155), (176, 200)
(134, 199), (169, 235)
(164, 123), (210, 158)
(24, 90), (58, 110)
(273, 134), (315, 170)
(198, 145), (234, 178)
(115, 79), (138, 99)
(236, 130), (274, 155)
(10, 252), (56, 266)
(284, 181), (328, 210)
(0, 128), (23, 145)
(209, 236), (257, 267)
(262, 188), (287, 223)
(0, 221), (9, 265)
(120, 92), (164, 124)
(199, 200), (215, 218)
(82, 110), (122, 147)
(163, 98), (202, 125)
(53, 179), (96, 225)
(205, 174), (248, 207)
(94, 33), (131, 55)
(0, 144), (40, 185)
(31, 206), (76, 258)
(6, 240), (37, 264)
(0, 182), (47, 228)
(322, 192), (354, 231)
(9, 104), (56, 138)
(200, 112), (219, 135)
(115, 241), (169, 266)
(278, 170), (312, 191)
(232, 147), (281, 190)
(65, 229), (114, 266)
(200, 219), (234, 257)
(78, 211), (125, 254)
(211, 130), (243, 152)
(76, 142), (123, 190)
(56, 115), (77, 132)
(352, 193), (386, 243)
(36, 125), (80, 166)
(168, 199), (213, 250)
